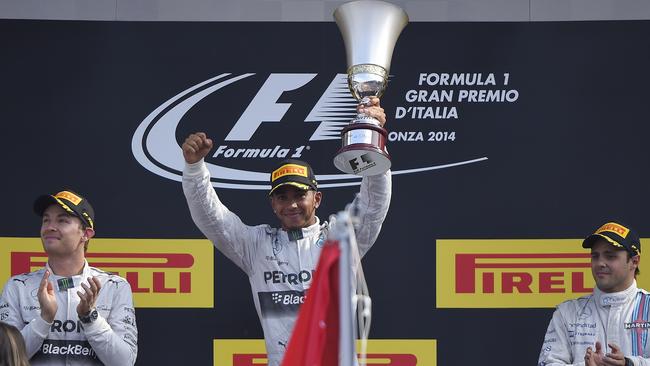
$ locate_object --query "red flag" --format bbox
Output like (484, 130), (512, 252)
(281, 241), (340, 366)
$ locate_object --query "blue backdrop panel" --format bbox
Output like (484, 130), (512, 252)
(1, 19), (648, 365)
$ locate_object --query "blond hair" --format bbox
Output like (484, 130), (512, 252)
(0, 322), (30, 366)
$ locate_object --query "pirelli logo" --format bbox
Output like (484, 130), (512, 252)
(213, 339), (437, 366)
(54, 191), (82, 205)
(272, 164), (307, 181)
(0, 238), (213, 308)
(437, 239), (650, 308)
(596, 222), (630, 238)
(454, 253), (591, 294)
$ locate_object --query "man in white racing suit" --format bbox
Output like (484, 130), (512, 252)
(181, 97), (391, 366)
(539, 221), (648, 366)
(0, 190), (138, 366)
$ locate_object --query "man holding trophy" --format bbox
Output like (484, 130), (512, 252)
(181, 1), (406, 364)
(181, 98), (389, 366)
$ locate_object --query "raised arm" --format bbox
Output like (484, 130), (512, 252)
(348, 96), (391, 256)
(181, 132), (258, 274)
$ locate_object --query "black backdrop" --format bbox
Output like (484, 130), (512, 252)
(1, 19), (649, 365)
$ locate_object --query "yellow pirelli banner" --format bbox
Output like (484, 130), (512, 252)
(0, 237), (214, 308)
(213, 339), (437, 366)
(437, 239), (650, 308)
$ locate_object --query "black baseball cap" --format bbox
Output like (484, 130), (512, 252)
(582, 221), (640, 255)
(269, 159), (318, 196)
(33, 190), (95, 230)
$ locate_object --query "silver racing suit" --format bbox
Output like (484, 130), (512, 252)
(0, 261), (138, 365)
(182, 160), (391, 366)
(539, 281), (650, 366)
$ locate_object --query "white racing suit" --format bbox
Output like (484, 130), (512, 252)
(0, 261), (138, 366)
(539, 281), (650, 366)
(182, 160), (391, 366)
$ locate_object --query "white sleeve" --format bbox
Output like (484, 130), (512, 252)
(0, 278), (50, 358)
(538, 308), (585, 366)
(182, 159), (258, 274)
(351, 170), (391, 257)
(83, 279), (138, 366)
(628, 356), (650, 365)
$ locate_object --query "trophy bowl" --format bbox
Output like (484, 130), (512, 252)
(333, 0), (408, 176)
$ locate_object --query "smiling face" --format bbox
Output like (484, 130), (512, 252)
(270, 185), (322, 230)
(40, 204), (92, 257)
(590, 239), (639, 293)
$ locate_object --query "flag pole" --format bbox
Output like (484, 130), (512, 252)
(337, 209), (354, 366)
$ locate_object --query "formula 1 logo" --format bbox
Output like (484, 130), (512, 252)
(132, 73), (488, 190)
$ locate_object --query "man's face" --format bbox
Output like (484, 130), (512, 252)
(270, 185), (322, 230)
(590, 239), (638, 293)
(40, 205), (88, 256)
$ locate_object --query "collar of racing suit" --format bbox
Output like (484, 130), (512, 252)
(45, 260), (91, 291)
(280, 216), (323, 242)
(594, 280), (638, 307)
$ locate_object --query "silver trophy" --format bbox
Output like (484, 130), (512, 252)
(333, 0), (408, 176)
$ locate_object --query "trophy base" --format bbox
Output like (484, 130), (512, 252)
(334, 123), (391, 176)
(334, 145), (391, 176)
